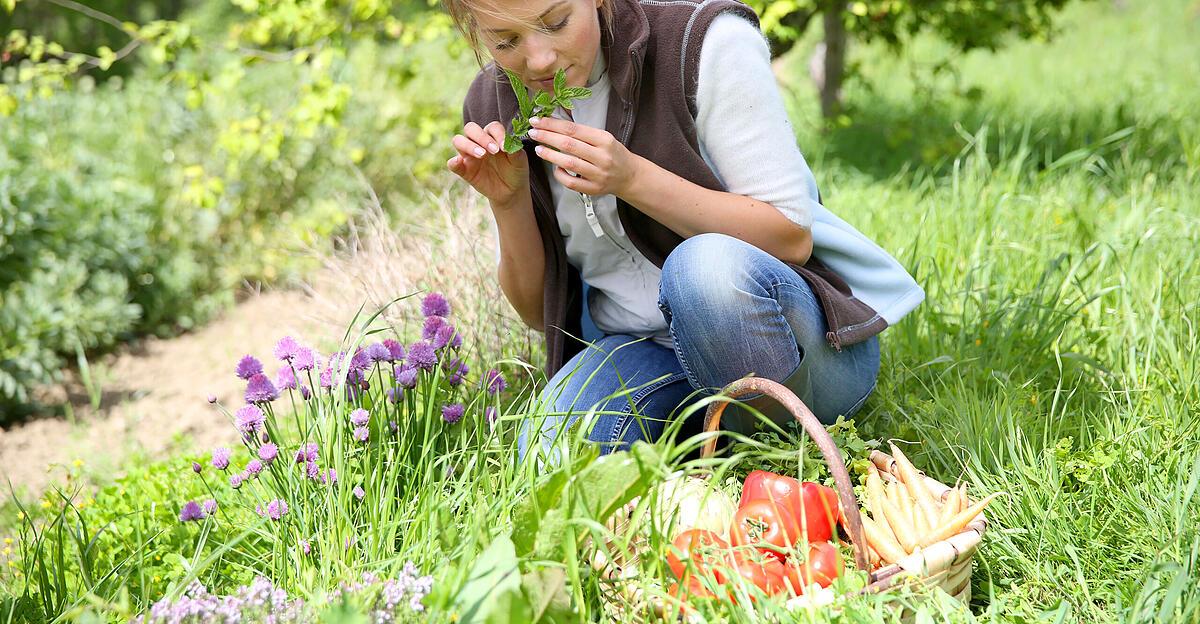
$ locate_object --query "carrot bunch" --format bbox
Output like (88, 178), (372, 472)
(858, 444), (1001, 567)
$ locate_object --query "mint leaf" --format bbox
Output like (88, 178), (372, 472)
(553, 70), (567, 96)
(558, 87), (591, 101)
(534, 91), (554, 108)
(502, 135), (524, 154)
(504, 68), (534, 118)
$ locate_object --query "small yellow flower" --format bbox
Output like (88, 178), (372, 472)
(153, 575), (161, 583)
(40, 501), (51, 509)
(155, 554), (161, 561)
(87, 498), (95, 506)
(3, 547), (11, 555)
(1030, 394), (1038, 405)
(6, 560), (14, 568)
(72, 459), (84, 468)
(15, 512), (23, 520)
(974, 338), (982, 346)
(3, 537), (12, 545)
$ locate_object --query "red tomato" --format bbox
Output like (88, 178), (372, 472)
(740, 471), (841, 543)
(667, 529), (730, 581)
(724, 548), (790, 600)
(730, 499), (802, 558)
(666, 577), (713, 619)
(784, 541), (844, 595)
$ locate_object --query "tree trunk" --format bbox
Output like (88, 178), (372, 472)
(816, 10), (847, 119)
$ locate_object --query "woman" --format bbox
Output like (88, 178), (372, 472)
(443, 0), (923, 461)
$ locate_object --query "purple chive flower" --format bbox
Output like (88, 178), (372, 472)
(353, 486), (365, 501)
(276, 366), (297, 391)
(236, 355), (263, 380)
(422, 315), (445, 341)
(384, 339), (405, 361)
(236, 405), (266, 435)
(421, 292), (451, 318)
(192, 461), (203, 474)
(386, 387), (403, 403)
(300, 385), (312, 400)
(353, 426), (369, 443)
(230, 473), (244, 489)
(294, 347), (316, 371)
(407, 342), (436, 371)
(295, 442), (319, 464)
(323, 468), (338, 485)
(485, 369), (507, 395)
(245, 373), (279, 404)
(389, 420), (398, 433)
(179, 501), (205, 522)
(441, 403), (465, 424)
(365, 342), (391, 363)
(432, 323), (458, 350)
(451, 332), (463, 349)
(206, 394), (217, 404)
(258, 442), (279, 464)
(486, 406), (498, 426)
(274, 336), (300, 362)
(261, 499), (289, 520)
(211, 447), (231, 471)
(305, 461), (321, 481)
(300, 539), (311, 555)
(202, 499), (218, 515)
(245, 459), (264, 477)
(349, 409), (370, 427)
(395, 365), (419, 389)
(349, 349), (372, 372)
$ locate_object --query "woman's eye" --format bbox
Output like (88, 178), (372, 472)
(545, 17), (569, 31)
(496, 37), (517, 50)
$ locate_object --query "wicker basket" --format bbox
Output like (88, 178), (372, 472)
(590, 377), (990, 620)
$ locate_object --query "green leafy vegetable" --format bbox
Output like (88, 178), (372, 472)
(502, 67), (592, 154)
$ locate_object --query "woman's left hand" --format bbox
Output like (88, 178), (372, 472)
(528, 116), (643, 197)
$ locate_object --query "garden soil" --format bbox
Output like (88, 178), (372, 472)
(0, 287), (331, 496)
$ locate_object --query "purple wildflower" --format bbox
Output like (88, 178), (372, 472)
(353, 485), (365, 501)
(353, 426), (369, 442)
(300, 385), (312, 400)
(451, 332), (463, 349)
(295, 442), (319, 464)
(300, 539), (311, 555)
(245, 459), (264, 477)
(305, 461), (321, 481)
(485, 369), (507, 395)
(386, 387), (403, 403)
(422, 315), (445, 341)
(245, 373), (279, 404)
(179, 501), (204, 522)
(235, 355), (263, 380)
(349, 408), (370, 427)
(486, 406), (498, 426)
(433, 323), (458, 350)
(441, 403), (465, 424)
(294, 347), (316, 371)
(350, 348), (373, 372)
(274, 336), (300, 362)
(384, 339), (405, 361)
(407, 341), (436, 371)
(206, 394), (217, 404)
(389, 420), (398, 433)
(192, 461), (203, 474)
(236, 405), (265, 435)
(211, 446), (231, 471)
(202, 499), (218, 515)
(323, 468), (338, 485)
(395, 365), (419, 389)
(276, 366), (297, 391)
(261, 499), (289, 520)
(421, 292), (451, 318)
(230, 473), (244, 489)
(259, 442), (279, 464)
(365, 342), (391, 363)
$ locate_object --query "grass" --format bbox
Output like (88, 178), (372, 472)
(2, 0), (1199, 621)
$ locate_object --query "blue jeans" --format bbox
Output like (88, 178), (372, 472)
(517, 233), (880, 462)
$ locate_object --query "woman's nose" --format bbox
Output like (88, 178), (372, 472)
(524, 34), (558, 75)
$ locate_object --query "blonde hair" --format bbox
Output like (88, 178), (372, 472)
(443, 0), (615, 67)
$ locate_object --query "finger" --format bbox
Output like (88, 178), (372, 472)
(453, 134), (487, 159)
(447, 154), (464, 173)
(534, 144), (600, 180)
(464, 122), (500, 155)
(528, 127), (602, 162)
(529, 115), (607, 145)
(484, 121), (508, 153)
(551, 162), (598, 194)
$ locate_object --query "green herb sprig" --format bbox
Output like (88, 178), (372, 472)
(502, 67), (592, 154)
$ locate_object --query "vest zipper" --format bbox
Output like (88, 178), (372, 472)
(581, 193), (605, 238)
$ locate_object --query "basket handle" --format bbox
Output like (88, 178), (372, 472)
(700, 377), (871, 573)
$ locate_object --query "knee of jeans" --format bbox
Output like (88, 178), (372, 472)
(660, 233), (758, 312)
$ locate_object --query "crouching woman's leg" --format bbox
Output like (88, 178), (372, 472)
(657, 233), (880, 431)
(516, 334), (697, 466)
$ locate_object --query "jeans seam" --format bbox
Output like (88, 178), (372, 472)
(606, 371), (688, 443)
(846, 378), (877, 417)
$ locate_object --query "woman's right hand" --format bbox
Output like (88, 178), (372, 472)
(447, 121), (529, 206)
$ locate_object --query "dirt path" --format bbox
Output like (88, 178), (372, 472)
(0, 287), (330, 496)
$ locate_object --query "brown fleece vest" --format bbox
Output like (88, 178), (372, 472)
(462, 0), (887, 376)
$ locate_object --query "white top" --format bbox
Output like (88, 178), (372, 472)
(524, 12), (923, 346)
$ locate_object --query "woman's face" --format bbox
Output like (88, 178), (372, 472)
(473, 0), (603, 92)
